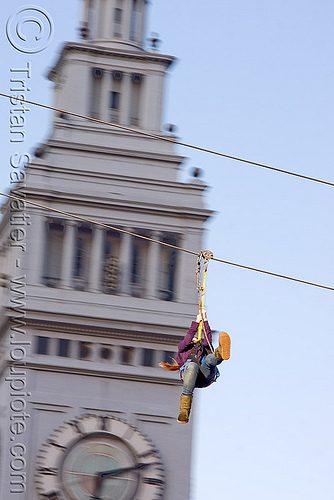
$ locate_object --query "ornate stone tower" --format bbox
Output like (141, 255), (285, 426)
(0, 1), (211, 499)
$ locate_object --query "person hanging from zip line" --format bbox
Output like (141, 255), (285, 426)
(176, 307), (230, 423)
(160, 307), (231, 423)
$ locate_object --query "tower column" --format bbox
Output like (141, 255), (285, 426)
(174, 236), (185, 302)
(119, 230), (132, 294)
(147, 231), (160, 299)
(100, 69), (110, 122)
(178, 231), (200, 304)
(102, 0), (113, 39)
(88, 226), (104, 292)
(142, 72), (162, 131)
(123, 0), (133, 41)
(121, 73), (132, 125)
(96, 0), (105, 39)
(139, 0), (146, 46)
(81, 0), (89, 25)
(61, 221), (76, 288)
(26, 212), (44, 284)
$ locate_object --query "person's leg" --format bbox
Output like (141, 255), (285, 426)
(178, 362), (199, 423)
(199, 332), (231, 386)
(181, 361), (199, 396)
(200, 353), (220, 380)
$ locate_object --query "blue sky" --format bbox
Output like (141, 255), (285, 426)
(1, 1), (334, 499)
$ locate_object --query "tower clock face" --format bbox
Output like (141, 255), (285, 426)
(35, 415), (165, 500)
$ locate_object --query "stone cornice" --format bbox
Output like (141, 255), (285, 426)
(19, 187), (214, 222)
(25, 317), (184, 345)
(47, 134), (185, 164)
(48, 42), (175, 81)
(27, 161), (207, 193)
(2, 361), (182, 386)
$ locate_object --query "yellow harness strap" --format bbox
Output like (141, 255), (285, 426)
(197, 266), (207, 341)
(196, 250), (213, 342)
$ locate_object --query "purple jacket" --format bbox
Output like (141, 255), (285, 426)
(176, 321), (212, 368)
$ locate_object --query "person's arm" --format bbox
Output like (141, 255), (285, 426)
(197, 308), (212, 346)
(177, 321), (198, 353)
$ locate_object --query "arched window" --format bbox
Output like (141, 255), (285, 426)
(129, 73), (142, 126)
(73, 225), (92, 290)
(159, 234), (178, 301)
(90, 68), (103, 119)
(43, 220), (64, 287)
(130, 235), (149, 297)
(109, 71), (122, 123)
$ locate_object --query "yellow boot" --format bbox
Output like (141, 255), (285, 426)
(177, 395), (193, 423)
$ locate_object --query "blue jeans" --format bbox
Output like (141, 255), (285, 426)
(181, 354), (222, 396)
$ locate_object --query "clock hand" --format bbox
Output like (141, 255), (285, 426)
(99, 462), (149, 478)
(92, 463), (149, 499)
(91, 473), (103, 500)
(93, 462), (152, 499)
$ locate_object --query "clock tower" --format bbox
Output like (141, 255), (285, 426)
(0, 1), (212, 499)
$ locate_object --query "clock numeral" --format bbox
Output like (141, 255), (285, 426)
(70, 421), (84, 435)
(137, 449), (154, 458)
(100, 416), (108, 431)
(142, 477), (164, 486)
(37, 467), (59, 476)
(122, 426), (135, 441)
(47, 439), (67, 451)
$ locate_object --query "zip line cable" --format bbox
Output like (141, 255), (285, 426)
(1, 190), (333, 292)
(1, 92), (334, 188)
